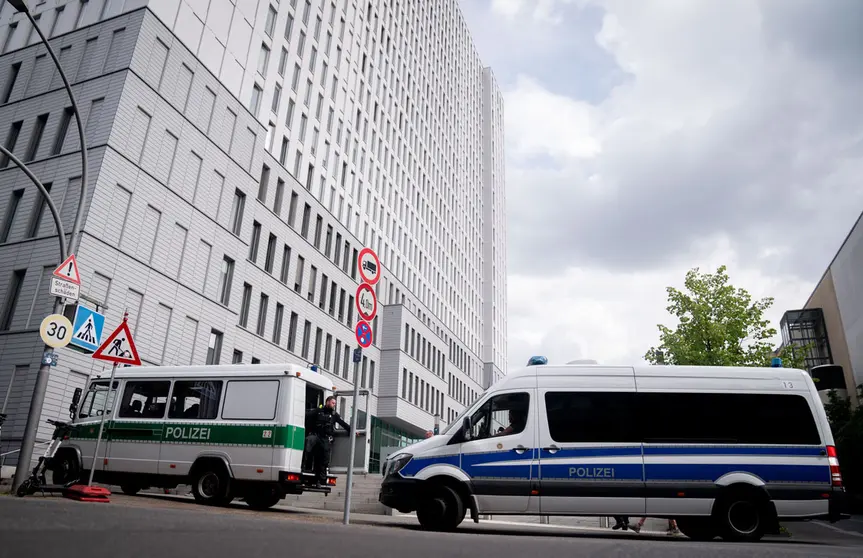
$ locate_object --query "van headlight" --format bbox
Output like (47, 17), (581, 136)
(384, 453), (412, 477)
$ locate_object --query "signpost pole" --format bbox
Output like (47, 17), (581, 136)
(87, 360), (118, 487)
(343, 347), (362, 525)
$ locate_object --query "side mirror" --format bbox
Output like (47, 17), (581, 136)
(462, 416), (472, 441)
(69, 387), (82, 418)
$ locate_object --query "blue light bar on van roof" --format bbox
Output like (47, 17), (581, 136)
(310, 364), (319, 372)
(771, 357), (783, 368)
(527, 356), (548, 366)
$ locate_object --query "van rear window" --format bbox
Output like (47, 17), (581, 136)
(639, 392), (821, 445)
(222, 380), (279, 420)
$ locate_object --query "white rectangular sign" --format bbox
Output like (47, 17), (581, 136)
(50, 276), (80, 301)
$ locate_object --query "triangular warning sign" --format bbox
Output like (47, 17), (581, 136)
(92, 319), (141, 366)
(53, 254), (81, 285)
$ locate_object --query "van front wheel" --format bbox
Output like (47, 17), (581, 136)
(676, 518), (718, 541)
(416, 485), (464, 532)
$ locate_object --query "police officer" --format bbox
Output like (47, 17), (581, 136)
(304, 396), (352, 486)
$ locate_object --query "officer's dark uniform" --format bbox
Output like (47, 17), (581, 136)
(304, 405), (351, 484)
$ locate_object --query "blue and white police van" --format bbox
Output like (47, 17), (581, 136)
(378, 361), (848, 541)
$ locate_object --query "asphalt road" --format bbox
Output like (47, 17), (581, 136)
(1, 496), (861, 558)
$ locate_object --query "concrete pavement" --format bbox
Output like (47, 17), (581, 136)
(2, 494), (862, 558)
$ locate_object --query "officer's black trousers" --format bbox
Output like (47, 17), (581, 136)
(304, 433), (331, 483)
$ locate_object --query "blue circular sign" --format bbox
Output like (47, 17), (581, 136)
(355, 320), (373, 348)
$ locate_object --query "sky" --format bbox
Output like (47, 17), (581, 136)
(458, 0), (863, 368)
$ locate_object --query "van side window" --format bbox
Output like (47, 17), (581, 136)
(118, 381), (171, 419)
(545, 392), (639, 443)
(78, 381), (118, 418)
(222, 380), (279, 420)
(468, 392), (529, 440)
(640, 393), (821, 445)
(169, 381), (223, 420)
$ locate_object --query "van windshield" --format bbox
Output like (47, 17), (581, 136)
(78, 380), (118, 419)
(442, 395), (486, 435)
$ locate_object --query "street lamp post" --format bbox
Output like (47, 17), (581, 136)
(6, 0), (91, 493)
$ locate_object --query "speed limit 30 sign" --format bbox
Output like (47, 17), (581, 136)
(40, 314), (73, 348)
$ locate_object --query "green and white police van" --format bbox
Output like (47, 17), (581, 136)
(53, 363), (345, 509)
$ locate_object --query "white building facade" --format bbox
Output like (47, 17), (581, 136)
(0, 0), (506, 474)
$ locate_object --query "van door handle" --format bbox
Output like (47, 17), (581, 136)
(543, 445), (560, 454)
(513, 445), (527, 455)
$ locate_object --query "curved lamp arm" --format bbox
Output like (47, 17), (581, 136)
(0, 143), (68, 261)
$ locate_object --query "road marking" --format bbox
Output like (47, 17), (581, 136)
(809, 520), (863, 539)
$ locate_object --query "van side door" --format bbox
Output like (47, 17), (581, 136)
(456, 388), (537, 514)
(536, 367), (644, 516)
(158, 379), (225, 477)
(107, 379), (171, 475)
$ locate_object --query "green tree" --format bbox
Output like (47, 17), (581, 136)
(645, 265), (807, 368)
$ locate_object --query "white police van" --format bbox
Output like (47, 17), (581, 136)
(379, 362), (849, 541)
(53, 363), (346, 509)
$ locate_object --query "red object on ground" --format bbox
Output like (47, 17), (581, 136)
(64, 485), (111, 503)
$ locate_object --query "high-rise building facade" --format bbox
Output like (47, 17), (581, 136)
(0, 0), (506, 474)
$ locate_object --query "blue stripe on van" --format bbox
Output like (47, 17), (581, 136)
(644, 446), (825, 457)
(645, 463), (830, 484)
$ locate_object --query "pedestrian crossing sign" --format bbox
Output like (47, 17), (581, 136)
(70, 305), (105, 352)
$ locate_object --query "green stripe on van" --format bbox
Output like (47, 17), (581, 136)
(70, 422), (306, 451)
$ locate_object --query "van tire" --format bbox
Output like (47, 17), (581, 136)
(244, 484), (284, 510)
(416, 484), (464, 532)
(714, 487), (768, 542)
(191, 462), (232, 506)
(120, 484), (141, 496)
(51, 450), (80, 486)
(676, 518), (718, 541)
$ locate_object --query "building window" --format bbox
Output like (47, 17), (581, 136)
(301, 203), (311, 237)
(256, 294), (269, 336)
(250, 84), (263, 116)
(258, 165), (270, 201)
(230, 189), (246, 235)
(264, 4), (277, 36)
(26, 182), (52, 238)
(287, 312), (298, 352)
(1, 63), (21, 104)
(218, 256), (235, 305)
(301, 320), (312, 359)
(294, 256), (305, 292)
(0, 269), (26, 331)
(239, 283), (252, 327)
(264, 233), (277, 273)
(25, 114), (49, 162)
(248, 221), (262, 262)
(0, 121), (23, 169)
(279, 244), (291, 284)
(0, 189), (24, 243)
(272, 303), (284, 344)
(206, 329), (223, 365)
(307, 266), (317, 301)
(52, 107), (73, 155)
(232, 349), (243, 364)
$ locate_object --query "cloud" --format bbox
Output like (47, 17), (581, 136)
(459, 0), (863, 368)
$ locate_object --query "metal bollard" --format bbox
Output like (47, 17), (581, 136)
(599, 516), (609, 528)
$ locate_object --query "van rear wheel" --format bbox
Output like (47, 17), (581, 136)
(715, 490), (768, 542)
(416, 485), (464, 532)
(191, 465), (232, 506)
(245, 485), (284, 510)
